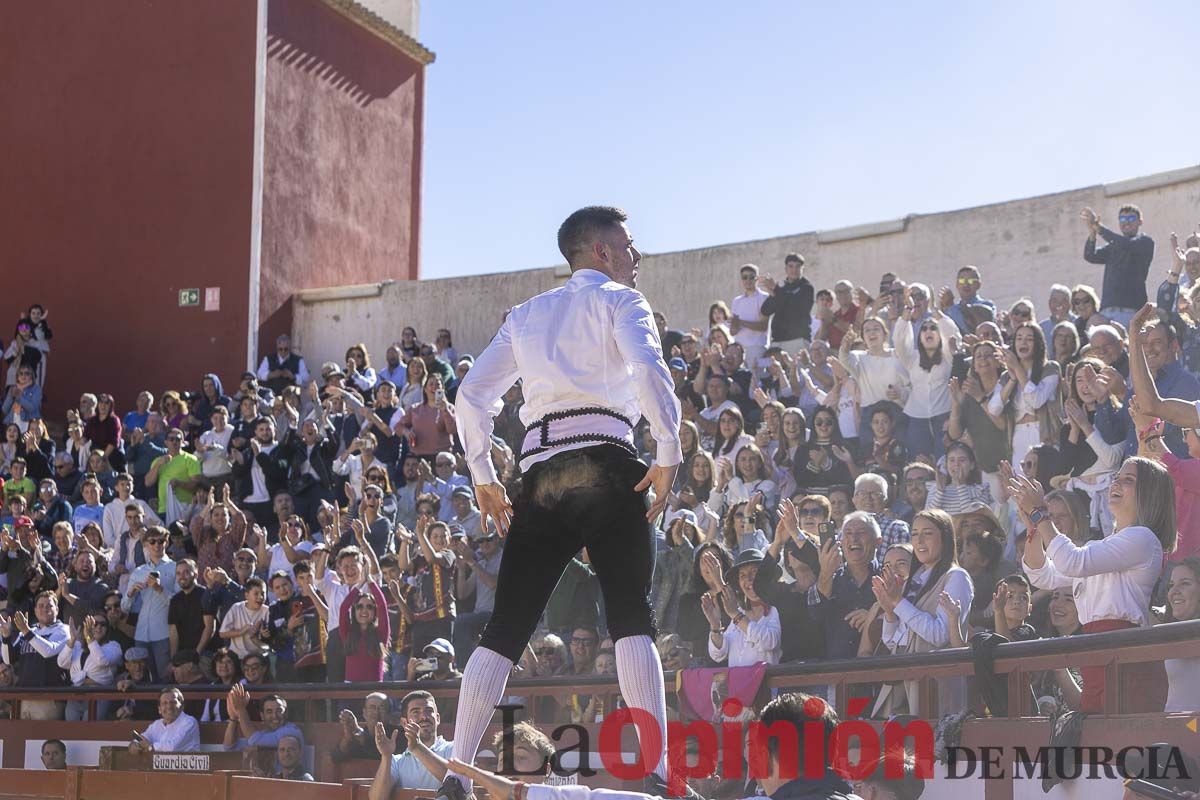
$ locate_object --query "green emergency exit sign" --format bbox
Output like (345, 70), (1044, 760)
(179, 288), (200, 307)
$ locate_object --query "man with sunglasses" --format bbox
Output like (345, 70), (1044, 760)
(940, 266), (996, 334)
(1081, 204), (1155, 330)
(730, 263), (772, 372)
(120, 525), (177, 680)
(145, 428), (201, 518)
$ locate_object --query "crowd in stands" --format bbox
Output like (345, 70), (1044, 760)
(2, 204), (1200, 737)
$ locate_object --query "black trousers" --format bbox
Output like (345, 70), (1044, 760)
(479, 444), (657, 662)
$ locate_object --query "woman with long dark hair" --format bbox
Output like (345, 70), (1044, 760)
(792, 405), (857, 497)
(1162, 557), (1200, 712)
(674, 421), (701, 491)
(712, 406), (752, 462)
(990, 322), (1061, 477)
(676, 542), (733, 663)
(340, 578), (390, 682)
(893, 303), (959, 461)
(203, 648), (243, 722)
(871, 508), (973, 714)
(1012, 456), (1173, 712)
(948, 340), (1010, 501)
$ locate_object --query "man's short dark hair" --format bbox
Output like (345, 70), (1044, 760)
(42, 739), (66, 754)
(400, 689), (437, 717)
(557, 206), (628, 266)
(759, 692), (839, 767)
(784, 253), (805, 266)
(1118, 204), (1142, 219)
(816, 289), (833, 301)
(263, 693), (288, 713)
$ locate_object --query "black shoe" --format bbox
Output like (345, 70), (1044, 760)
(435, 775), (469, 800)
(643, 773), (706, 800)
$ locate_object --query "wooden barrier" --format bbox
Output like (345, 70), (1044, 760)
(97, 747), (272, 774)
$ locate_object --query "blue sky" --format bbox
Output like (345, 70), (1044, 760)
(419, 2), (1199, 279)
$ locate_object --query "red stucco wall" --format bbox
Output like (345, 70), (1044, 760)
(259, 0), (423, 358)
(0, 2), (260, 418)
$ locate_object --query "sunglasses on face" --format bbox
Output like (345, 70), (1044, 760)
(957, 277), (980, 286)
(354, 603), (376, 611)
(145, 538), (165, 546)
(365, 493), (381, 500)
(167, 436), (182, 442)
(799, 507), (823, 516)
(1118, 214), (1139, 224)
(571, 638), (597, 646)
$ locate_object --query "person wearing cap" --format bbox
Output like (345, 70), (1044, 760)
(667, 357), (703, 413)
(700, 548), (781, 666)
(121, 524), (177, 681)
(1, 515), (56, 603)
(759, 253), (814, 355)
(449, 485), (484, 540)
(454, 356), (474, 385)
(413, 637), (461, 684)
(453, 527), (502, 665)
(448, 206), (682, 800)
(113, 646), (157, 720)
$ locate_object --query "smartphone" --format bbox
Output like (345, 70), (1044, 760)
(435, 389), (445, 403)
(950, 352), (970, 382)
(818, 522), (835, 549)
(413, 657), (438, 673)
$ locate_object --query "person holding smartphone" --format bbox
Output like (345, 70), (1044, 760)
(396, 375), (456, 458)
(129, 687), (200, 753)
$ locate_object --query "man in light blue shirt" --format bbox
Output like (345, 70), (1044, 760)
(119, 526), (176, 681)
(224, 690), (306, 752)
(371, 690), (454, 794)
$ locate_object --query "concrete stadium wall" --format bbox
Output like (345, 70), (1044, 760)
(292, 166), (1200, 368)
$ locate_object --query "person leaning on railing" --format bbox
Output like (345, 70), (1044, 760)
(128, 687), (200, 754)
(1009, 454), (1173, 713)
(1160, 557), (1200, 712)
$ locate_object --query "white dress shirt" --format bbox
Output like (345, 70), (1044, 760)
(142, 712), (201, 752)
(707, 606), (781, 666)
(1022, 525), (1162, 627)
(455, 269), (682, 483)
(57, 638), (124, 685)
(102, 496), (162, 548)
(892, 314), (960, 419)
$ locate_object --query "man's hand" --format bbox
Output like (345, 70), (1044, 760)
(339, 708), (361, 736)
(375, 721), (400, 757)
(1080, 207), (1100, 234)
(1130, 303), (1158, 338)
(475, 483), (514, 537)
(635, 462), (679, 522)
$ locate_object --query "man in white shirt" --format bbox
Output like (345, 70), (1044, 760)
(101, 473), (161, 548)
(730, 263), (771, 373)
(198, 407), (235, 491)
(448, 207), (682, 800)
(129, 687), (201, 753)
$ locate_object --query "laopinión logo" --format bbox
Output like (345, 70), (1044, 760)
(493, 697), (1192, 792)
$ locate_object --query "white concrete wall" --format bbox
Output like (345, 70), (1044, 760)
(292, 166), (1200, 369)
(355, 0), (418, 36)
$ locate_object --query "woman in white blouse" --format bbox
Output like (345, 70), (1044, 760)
(1010, 456), (1173, 713)
(59, 615), (123, 720)
(1162, 558), (1200, 713)
(893, 305), (960, 462)
(988, 323), (1061, 478)
(871, 508), (974, 715)
(701, 549), (781, 667)
(839, 315), (908, 452)
(715, 443), (779, 513)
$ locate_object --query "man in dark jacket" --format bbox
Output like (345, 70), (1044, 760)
(231, 417), (290, 528)
(760, 252), (815, 354)
(279, 418), (338, 530)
